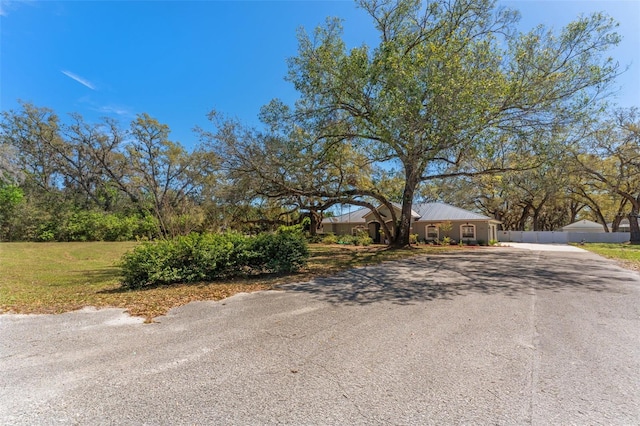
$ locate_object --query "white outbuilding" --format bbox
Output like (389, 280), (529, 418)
(561, 219), (605, 233)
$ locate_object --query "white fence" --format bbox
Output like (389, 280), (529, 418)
(498, 231), (630, 244)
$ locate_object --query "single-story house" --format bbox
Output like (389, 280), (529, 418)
(320, 202), (501, 244)
(561, 219), (605, 233)
(606, 218), (631, 232)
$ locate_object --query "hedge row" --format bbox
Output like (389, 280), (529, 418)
(120, 231), (309, 289)
(321, 231), (373, 246)
(35, 211), (158, 242)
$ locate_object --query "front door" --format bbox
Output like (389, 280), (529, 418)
(368, 222), (381, 244)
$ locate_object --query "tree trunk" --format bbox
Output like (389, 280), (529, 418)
(629, 208), (640, 244)
(493, 210), (504, 231)
(517, 204), (531, 231)
(532, 207), (541, 231)
(569, 200), (585, 224)
(611, 215), (622, 233)
(393, 172), (419, 248)
(308, 210), (319, 236)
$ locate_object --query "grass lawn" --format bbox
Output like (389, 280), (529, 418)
(577, 243), (640, 272)
(0, 241), (455, 321)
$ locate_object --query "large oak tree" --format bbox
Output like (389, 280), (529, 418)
(278, 0), (620, 246)
(575, 108), (640, 243)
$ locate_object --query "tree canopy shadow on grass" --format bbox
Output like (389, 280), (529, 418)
(74, 267), (122, 283)
(281, 250), (639, 306)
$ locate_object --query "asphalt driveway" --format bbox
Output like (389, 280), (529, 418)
(1, 246), (639, 425)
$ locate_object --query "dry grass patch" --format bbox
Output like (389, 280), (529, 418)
(0, 241), (452, 321)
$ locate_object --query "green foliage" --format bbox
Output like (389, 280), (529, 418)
(57, 211), (159, 242)
(37, 228), (56, 242)
(438, 221), (453, 236)
(337, 234), (357, 245)
(489, 239), (500, 246)
(332, 230), (373, 246)
(0, 103), (215, 241)
(248, 231), (310, 274)
(321, 233), (339, 244)
(355, 229), (373, 246)
(120, 231), (309, 289)
(276, 223), (305, 235)
(441, 236), (452, 246)
(0, 184), (23, 207)
(305, 233), (324, 243)
(0, 183), (24, 240)
(281, 0), (620, 246)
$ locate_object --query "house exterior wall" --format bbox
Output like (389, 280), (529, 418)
(478, 222), (490, 242)
(413, 220), (492, 243)
(322, 223), (352, 236)
(322, 217), (496, 244)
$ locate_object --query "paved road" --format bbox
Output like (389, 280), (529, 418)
(1, 246), (639, 425)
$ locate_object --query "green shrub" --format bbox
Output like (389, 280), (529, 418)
(247, 231), (309, 274)
(36, 228), (56, 242)
(321, 233), (339, 244)
(322, 231), (372, 246)
(120, 233), (242, 288)
(55, 211), (159, 242)
(120, 239), (180, 288)
(120, 231), (309, 289)
(357, 235), (373, 246)
(276, 223), (305, 235)
(305, 233), (324, 243)
(64, 211), (104, 241)
(354, 230), (372, 246)
(101, 214), (145, 241)
(338, 235), (356, 245)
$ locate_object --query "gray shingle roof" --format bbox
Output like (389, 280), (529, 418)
(412, 202), (492, 221)
(561, 219), (604, 230)
(322, 206), (371, 224)
(322, 202), (492, 224)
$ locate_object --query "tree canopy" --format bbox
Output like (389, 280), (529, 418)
(263, 0), (620, 246)
(573, 107), (640, 242)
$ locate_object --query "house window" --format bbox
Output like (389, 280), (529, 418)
(461, 224), (476, 239)
(426, 225), (439, 240)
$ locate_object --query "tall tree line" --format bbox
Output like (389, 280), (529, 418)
(0, 103), (220, 241)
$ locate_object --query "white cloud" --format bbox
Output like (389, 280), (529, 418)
(0, 1), (15, 16)
(61, 70), (96, 90)
(76, 96), (135, 120)
(97, 104), (132, 116)
(0, 0), (36, 17)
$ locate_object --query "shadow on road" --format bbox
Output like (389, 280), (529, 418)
(282, 250), (637, 305)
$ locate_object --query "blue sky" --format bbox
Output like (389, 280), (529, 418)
(1, 1), (639, 149)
